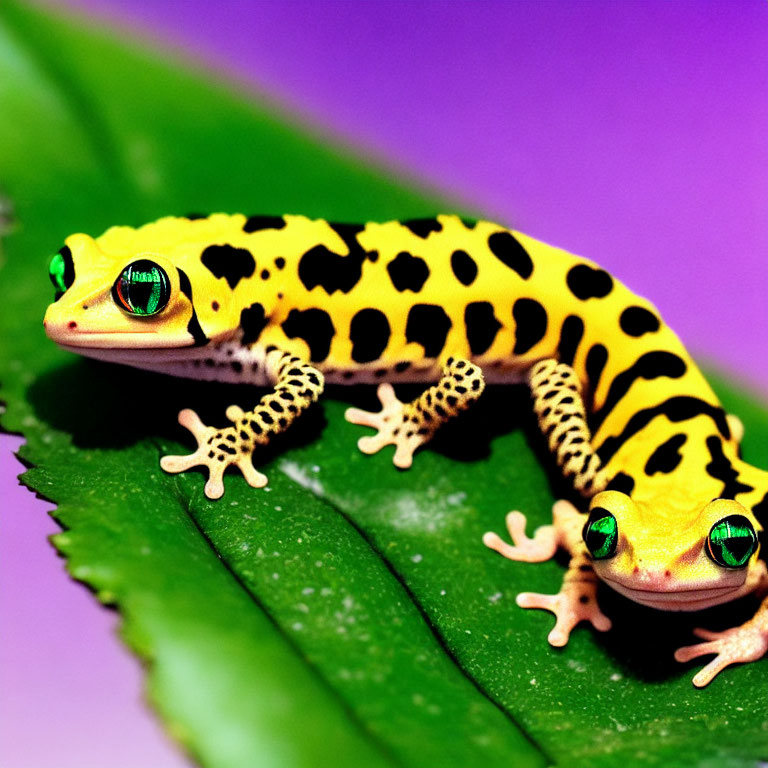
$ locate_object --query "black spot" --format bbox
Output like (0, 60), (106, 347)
(387, 251), (430, 292)
(243, 215), (286, 232)
(298, 223), (371, 295)
(231, 361), (242, 374)
(465, 302), (502, 356)
(512, 298), (547, 354)
(557, 315), (584, 367)
(275, 257), (285, 270)
(177, 269), (208, 346)
(620, 306), (661, 337)
(487, 231), (533, 279)
(450, 249), (478, 286)
(261, 269), (270, 280)
(395, 361), (411, 373)
(405, 304), (452, 358)
(402, 218), (442, 238)
(644, 434), (687, 476)
(281, 308), (335, 362)
(593, 352), (687, 429)
(201, 244), (256, 289)
(705, 436), (754, 499)
(350, 308), (391, 363)
(240, 302), (269, 346)
(597, 397), (730, 464)
(585, 344), (608, 393)
(299, 244), (362, 293)
(566, 264), (613, 300)
(606, 472), (635, 495)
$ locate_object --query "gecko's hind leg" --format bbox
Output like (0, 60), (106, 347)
(345, 357), (485, 468)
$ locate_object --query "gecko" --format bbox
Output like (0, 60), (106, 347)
(43, 212), (768, 686)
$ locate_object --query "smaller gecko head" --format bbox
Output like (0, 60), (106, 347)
(43, 220), (243, 361)
(583, 490), (762, 611)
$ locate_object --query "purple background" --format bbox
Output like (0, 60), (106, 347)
(2, 1), (767, 765)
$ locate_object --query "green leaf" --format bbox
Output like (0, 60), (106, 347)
(1, 3), (767, 768)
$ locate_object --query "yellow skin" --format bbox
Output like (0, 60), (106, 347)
(44, 213), (768, 686)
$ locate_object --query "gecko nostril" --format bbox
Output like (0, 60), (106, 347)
(633, 566), (640, 574)
(68, 321), (77, 329)
(664, 570), (671, 578)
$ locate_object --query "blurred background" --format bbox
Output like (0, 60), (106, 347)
(2, 1), (766, 766)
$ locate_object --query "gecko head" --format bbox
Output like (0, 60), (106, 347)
(583, 491), (762, 611)
(43, 220), (242, 358)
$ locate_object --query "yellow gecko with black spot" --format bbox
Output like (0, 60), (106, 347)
(43, 212), (768, 686)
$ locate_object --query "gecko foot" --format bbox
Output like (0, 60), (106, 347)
(160, 408), (268, 499)
(674, 623), (768, 687)
(345, 383), (426, 469)
(483, 511), (558, 562)
(517, 581), (612, 647)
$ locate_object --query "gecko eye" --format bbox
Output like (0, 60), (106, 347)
(49, 246), (75, 301)
(706, 515), (757, 569)
(112, 260), (171, 316)
(583, 507), (619, 560)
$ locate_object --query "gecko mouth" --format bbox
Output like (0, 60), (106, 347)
(51, 331), (182, 349)
(601, 576), (743, 611)
(56, 342), (203, 363)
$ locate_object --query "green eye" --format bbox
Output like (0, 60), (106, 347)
(112, 260), (170, 316)
(707, 514), (757, 568)
(583, 507), (619, 560)
(49, 246), (75, 300)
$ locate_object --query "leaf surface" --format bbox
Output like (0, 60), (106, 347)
(1, 3), (767, 767)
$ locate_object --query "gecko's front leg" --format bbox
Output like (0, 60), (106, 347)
(161, 349), (324, 498)
(483, 357), (612, 643)
(674, 564), (768, 687)
(484, 500), (612, 645)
